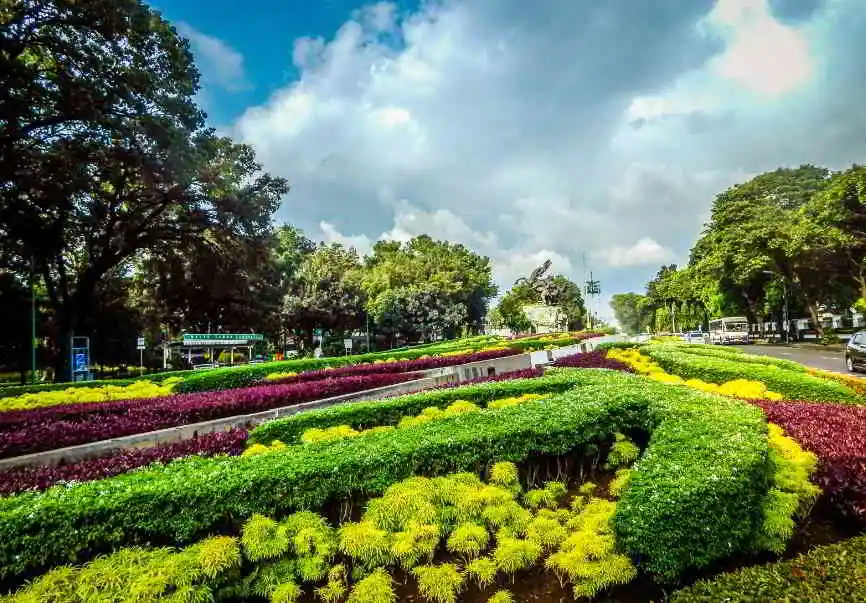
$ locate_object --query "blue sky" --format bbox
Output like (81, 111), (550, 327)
(151, 0), (866, 320)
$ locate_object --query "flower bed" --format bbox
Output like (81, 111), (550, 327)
(0, 372), (422, 459)
(264, 348), (520, 384)
(0, 369), (771, 583)
(3, 461), (640, 602)
(0, 378), (180, 413)
(642, 344), (860, 403)
(551, 350), (634, 372)
(0, 429), (248, 496)
(752, 399), (866, 523)
(671, 534), (866, 602)
(248, 372), (578, 447)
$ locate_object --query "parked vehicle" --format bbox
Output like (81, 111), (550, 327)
(683, 331), (708, 344)
(845, 331), (866, 372)
(708, 317), (751, 345)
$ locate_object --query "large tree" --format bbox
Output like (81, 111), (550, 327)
(610, 293), (649, 335)
(282, 243), (367, 350)
(1, 1), (289, 377)
(361, 235), (497, 335)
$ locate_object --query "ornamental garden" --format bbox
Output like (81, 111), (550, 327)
(0, 333), (864, 602)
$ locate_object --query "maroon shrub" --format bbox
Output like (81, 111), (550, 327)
(551, 350), (634, 372)
(0, 372), (422, 458)
(753, 399), (866, 523)
(0, 429), (248, 496)
(266, 348), (520, 385)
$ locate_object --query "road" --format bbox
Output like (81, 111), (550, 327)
(731, 344), (853, 375)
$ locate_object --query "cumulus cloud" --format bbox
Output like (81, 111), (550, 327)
(176, 22), (248, 91)
(231, 0), (866, 320)
(597, 238), (676, 268)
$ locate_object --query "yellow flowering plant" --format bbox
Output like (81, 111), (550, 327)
(0, 377), (182, 412)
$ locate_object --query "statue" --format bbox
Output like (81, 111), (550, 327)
(513, 259), (568, 306)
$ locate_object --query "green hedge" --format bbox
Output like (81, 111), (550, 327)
(247, 373), (579, 445)
(674, 344), (808, 373)
(671, 535), (866, 602)
(0, 370), (770, 585)
(596, 341), (640, 351)
(642, 344), (859, 403)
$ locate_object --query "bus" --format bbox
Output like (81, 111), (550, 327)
(708, 317), (751, 345)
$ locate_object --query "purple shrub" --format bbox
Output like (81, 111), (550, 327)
(551, 350), (635, 372)
(0, 372), (422, 458)
(266, 348), (520, 384)
(0, 429), (248, 496)
(435, 367), (545, 389)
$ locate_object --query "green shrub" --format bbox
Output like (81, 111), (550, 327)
(671, 535), (866, 602)
(0, 370), (769, 584)
(673, 344), (807, 373)
(595, 341), (639, 352)
(642, 344), (859, 403)
(247, 371), (586, 446)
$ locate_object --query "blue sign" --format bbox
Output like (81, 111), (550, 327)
(74, 352), (87, 372)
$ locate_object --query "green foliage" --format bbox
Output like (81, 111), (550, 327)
(0, 370), (771, 584)
(314, 564), (348, 602)
(195, 536), (241, 579)
(754, 424), (821, 554)
(488, 462), (520, 489)
(338, 522), (392, 569)
(242, 514), (290, 562)
(670, 535), (866, 602)
(610, 293), (651, 335)
(346, 568), (396, 603)
(446, 523), (490, 559)
(605, 433), (640, 469)
(492, 535), (541, 574)
(270, 580), (302, 603)
(390, 522), (440, 570)
(248, 370), (582, 445)
(525, 515), (567, 551)
(608, 469), (633, 498)
(642, 344), (860, 403)
(465, 556), (498, 589)
(411, 563), (465, 603)
(487, 590), (515, 603)
(547, 498), (637, 598)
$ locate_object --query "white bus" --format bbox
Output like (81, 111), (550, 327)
(708, 317), (751, 345)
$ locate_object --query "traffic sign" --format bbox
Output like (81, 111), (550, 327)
(137, 337), (145, 350)
(343, 338), (353, 351)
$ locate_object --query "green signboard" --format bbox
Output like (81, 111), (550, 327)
(182, 333), (264, 346)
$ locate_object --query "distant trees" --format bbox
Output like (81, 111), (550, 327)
(613, 164), (866, 338)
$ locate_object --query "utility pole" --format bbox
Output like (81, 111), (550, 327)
(365, 313), (371, 353)
(30, 255), (36, 384)
(783, 280), (789, 344)
(585, 272), (601, 331)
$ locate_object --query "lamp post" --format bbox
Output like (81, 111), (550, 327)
(30, 255), (36, 384)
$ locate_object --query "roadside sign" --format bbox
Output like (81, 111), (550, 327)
(343, 338), (353, 351)
(137, 337), (145, 350)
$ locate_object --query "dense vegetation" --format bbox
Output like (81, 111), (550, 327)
(611, 165), (866, 337)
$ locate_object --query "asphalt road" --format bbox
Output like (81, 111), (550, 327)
(731, 344), (852, 375)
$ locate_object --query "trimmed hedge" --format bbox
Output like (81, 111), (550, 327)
(247, 372), (582, 446)
(671, 535), (866, 602)
(642, 344), (859, 403)
(0, 370), (770, 585)
(674, 344), (808, 373)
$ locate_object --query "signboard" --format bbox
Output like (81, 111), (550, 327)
(343, 338), (353, 351)
(137, 337), (145, 350)
(74, 352), (87, 372)
(182, 333), (264, 347)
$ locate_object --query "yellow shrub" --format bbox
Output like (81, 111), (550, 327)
(0, 379), (178, 412)
(265, 371), (297, 381)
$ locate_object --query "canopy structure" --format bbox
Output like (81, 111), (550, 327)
(167, 333), (265, 369)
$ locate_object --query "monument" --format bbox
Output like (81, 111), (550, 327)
(513, 260), (570, 334)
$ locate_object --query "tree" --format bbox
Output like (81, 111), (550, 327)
(282, 243), (366, 350)
(1, 1), (289, 378)
(370, 286), (468, 343)
(610, 293), (649, 335)
(689, 165), (838, 336)
(361, 235), (497, 335)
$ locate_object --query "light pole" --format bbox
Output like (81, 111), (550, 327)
(30, 255), (36, 384)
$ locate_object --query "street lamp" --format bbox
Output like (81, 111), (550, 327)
(763, 271), (789, 344)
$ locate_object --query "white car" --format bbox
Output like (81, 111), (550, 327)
(683, 332), (708, 344)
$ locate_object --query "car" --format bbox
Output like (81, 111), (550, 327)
(845, 331), (866, 372)
(683, 331), (708, 344)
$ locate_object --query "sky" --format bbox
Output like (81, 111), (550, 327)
(151, 0), (866, 321)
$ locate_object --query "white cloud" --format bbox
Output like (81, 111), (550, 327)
(704, 0), (814, 96)
(176, 22), (248, 91)
(597, 238), (675, 268)
(231, 0), (866, 322)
